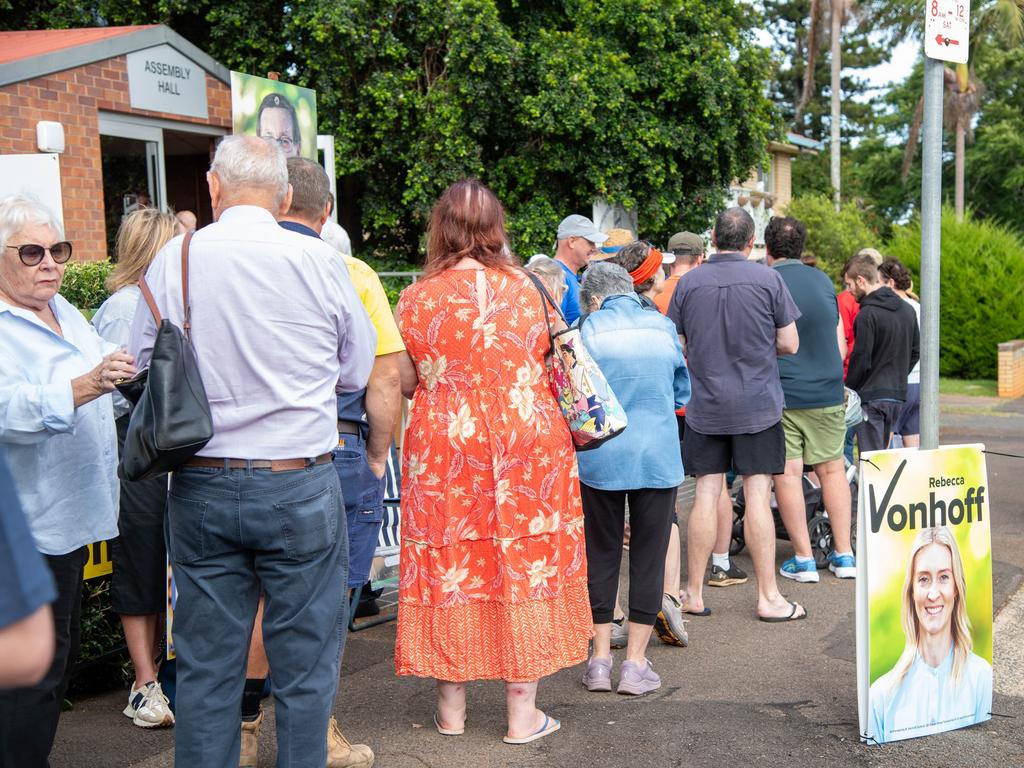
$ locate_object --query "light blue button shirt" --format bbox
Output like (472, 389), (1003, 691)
(0, 294), (119, 555)
(869, 647), (992, 743)
(92, 285), (141, 418)
(576, 294), (690, 490)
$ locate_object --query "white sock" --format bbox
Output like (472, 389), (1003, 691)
(795, 555), (815, 564)
(833, 551), (854, 558)
(712, 552), (730, 571)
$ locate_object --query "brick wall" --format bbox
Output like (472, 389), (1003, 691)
(997, 340), (1024, 399)
(0, 57), (230, 261)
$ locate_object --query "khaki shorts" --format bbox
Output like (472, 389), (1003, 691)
(781, 405), (846, 465)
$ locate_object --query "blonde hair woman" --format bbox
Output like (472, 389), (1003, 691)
(92, 207), (178, 729)
(868, 526), (992, 742)
(524, 254), (566, 307)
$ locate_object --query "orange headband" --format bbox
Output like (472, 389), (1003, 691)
(629, 245), (664, 286)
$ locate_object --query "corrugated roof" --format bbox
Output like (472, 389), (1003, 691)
(0, 26), (158, 65)
(0, 24), (230, 86)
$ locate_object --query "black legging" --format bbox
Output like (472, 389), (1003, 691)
(0, 546), (87, 768)
(580, 484), (677, 626)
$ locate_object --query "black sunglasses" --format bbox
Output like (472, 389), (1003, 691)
(5, 241), (73, 266)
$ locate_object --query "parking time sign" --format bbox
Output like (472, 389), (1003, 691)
(925, 0), (970, 64)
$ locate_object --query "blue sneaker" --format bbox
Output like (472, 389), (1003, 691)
(779, 556), (819, 583)
(828, 551), (856, 579)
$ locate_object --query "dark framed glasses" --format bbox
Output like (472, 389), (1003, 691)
(5, 241), (73, 266)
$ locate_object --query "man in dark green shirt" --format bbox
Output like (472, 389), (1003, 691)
(765, 216), (855, 584)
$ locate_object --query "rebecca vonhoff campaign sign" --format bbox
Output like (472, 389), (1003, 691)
(856, 444), (993, 744)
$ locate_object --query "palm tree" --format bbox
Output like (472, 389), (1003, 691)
(794, 0), (851, 212)
(829, 0), (844, 211)
(901, 0), (1024, 220)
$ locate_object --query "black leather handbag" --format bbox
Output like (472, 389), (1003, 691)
(116, 231), (213, 481)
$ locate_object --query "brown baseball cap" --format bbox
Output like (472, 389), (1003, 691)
(667, 232), (705, 256)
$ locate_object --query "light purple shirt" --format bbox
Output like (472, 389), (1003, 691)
(128, 205), (376, 459)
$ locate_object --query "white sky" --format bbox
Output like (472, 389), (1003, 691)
(754, 28), (922, 103)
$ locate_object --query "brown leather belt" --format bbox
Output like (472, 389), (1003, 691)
(337, 419), (361, 435)
(184, 452), (334, 472)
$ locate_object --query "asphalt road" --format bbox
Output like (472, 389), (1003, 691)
(51, 395), (1024, 767)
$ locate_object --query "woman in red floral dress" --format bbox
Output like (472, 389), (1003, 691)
(395, 180), (590, 744)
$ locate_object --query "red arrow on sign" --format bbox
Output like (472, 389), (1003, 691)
(935, 34), (961, 46)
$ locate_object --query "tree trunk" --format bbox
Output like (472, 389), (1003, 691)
(830, 0), (843, 212)
(795, 0), (821, 126)
(955, 119), (966, 221)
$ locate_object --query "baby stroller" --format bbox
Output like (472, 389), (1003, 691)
(729, 389), (862, 568)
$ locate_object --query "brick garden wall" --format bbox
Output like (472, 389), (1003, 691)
(0, 57), (230, 261)
(998, 340), (1024, 399)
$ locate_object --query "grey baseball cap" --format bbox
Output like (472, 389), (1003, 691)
(556, 214), (609, 244)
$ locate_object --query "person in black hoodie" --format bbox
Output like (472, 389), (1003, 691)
(843, 253), (921, 452)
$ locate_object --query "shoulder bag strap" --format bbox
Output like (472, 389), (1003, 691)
(180, 230), (195, 341)
(138, 276), (162, 324)
(521, 269), (556, 341)
(521, 268), (571, 335)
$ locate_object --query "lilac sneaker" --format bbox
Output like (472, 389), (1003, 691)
(582, 656), (612, 692)
(617, 659), (661, 696)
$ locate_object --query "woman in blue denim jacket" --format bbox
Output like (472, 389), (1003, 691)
(576, 260), (690, 696)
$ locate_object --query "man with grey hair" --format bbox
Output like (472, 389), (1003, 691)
(554, 214), (609, 324)
(668, 207), (805, 623)
(129, 135), (376, 768)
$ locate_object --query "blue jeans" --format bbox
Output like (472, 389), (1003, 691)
(166, 462), (348, 768)
(333, 431), (385, 588)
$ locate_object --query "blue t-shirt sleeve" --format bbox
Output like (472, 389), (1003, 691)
(0, 455), (56, 628)
(561, 275), (581, 325)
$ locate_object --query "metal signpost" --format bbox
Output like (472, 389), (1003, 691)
(919, 0), (969, 450)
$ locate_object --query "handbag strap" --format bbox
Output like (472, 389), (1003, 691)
(135, 230), (195, 337)
(522, 269), (570, 344)
(181, 230), (194, 341)
(138, 275), (162, 324)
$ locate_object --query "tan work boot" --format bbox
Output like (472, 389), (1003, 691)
(239, 710), (263, 768)
(327, 715), (374, 768)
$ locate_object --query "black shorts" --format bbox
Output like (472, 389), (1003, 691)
(111, 415), (169, 616)
(681, 421), (786, 477)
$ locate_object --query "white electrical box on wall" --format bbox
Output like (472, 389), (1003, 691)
(36, 121), (66, 154)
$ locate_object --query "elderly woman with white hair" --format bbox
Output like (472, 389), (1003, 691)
(576, 261), (690, 696)
(0, 195), (136, 766)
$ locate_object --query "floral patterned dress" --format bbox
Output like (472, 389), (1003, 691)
(394, 267), (591, 682)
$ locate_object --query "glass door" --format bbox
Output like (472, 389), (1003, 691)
(98, 115), (166, 257)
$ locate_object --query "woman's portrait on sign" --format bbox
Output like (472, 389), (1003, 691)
(869, 526), (992, 743)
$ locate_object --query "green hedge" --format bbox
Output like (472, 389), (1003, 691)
(62, 261), (114, 312)
(786, 195), (880, 285)
(886, 210), (1024, 379)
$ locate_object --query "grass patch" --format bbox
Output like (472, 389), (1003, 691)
(939, 378), (998, 397)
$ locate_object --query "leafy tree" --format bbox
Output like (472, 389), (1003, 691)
(786, 193), (879, 280)
(964, 46), (1024, 234)
(886, 209), (1024, 379)
(2, 0), (779, 261)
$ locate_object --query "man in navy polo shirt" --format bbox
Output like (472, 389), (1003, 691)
(553, 214), (608, 324)
(668, 207), (806, 623)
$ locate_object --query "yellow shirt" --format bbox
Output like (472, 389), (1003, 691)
(342, 255), (405, 357)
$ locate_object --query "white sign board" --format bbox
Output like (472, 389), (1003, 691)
(126, 45), (208, 119)
(925, 0), (970, 64)
(0, 154), (64, 229)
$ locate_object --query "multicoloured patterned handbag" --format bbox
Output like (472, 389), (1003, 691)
(523, 271), (627, 450)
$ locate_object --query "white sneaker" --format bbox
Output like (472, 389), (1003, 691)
(123, 681), (175, 728)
